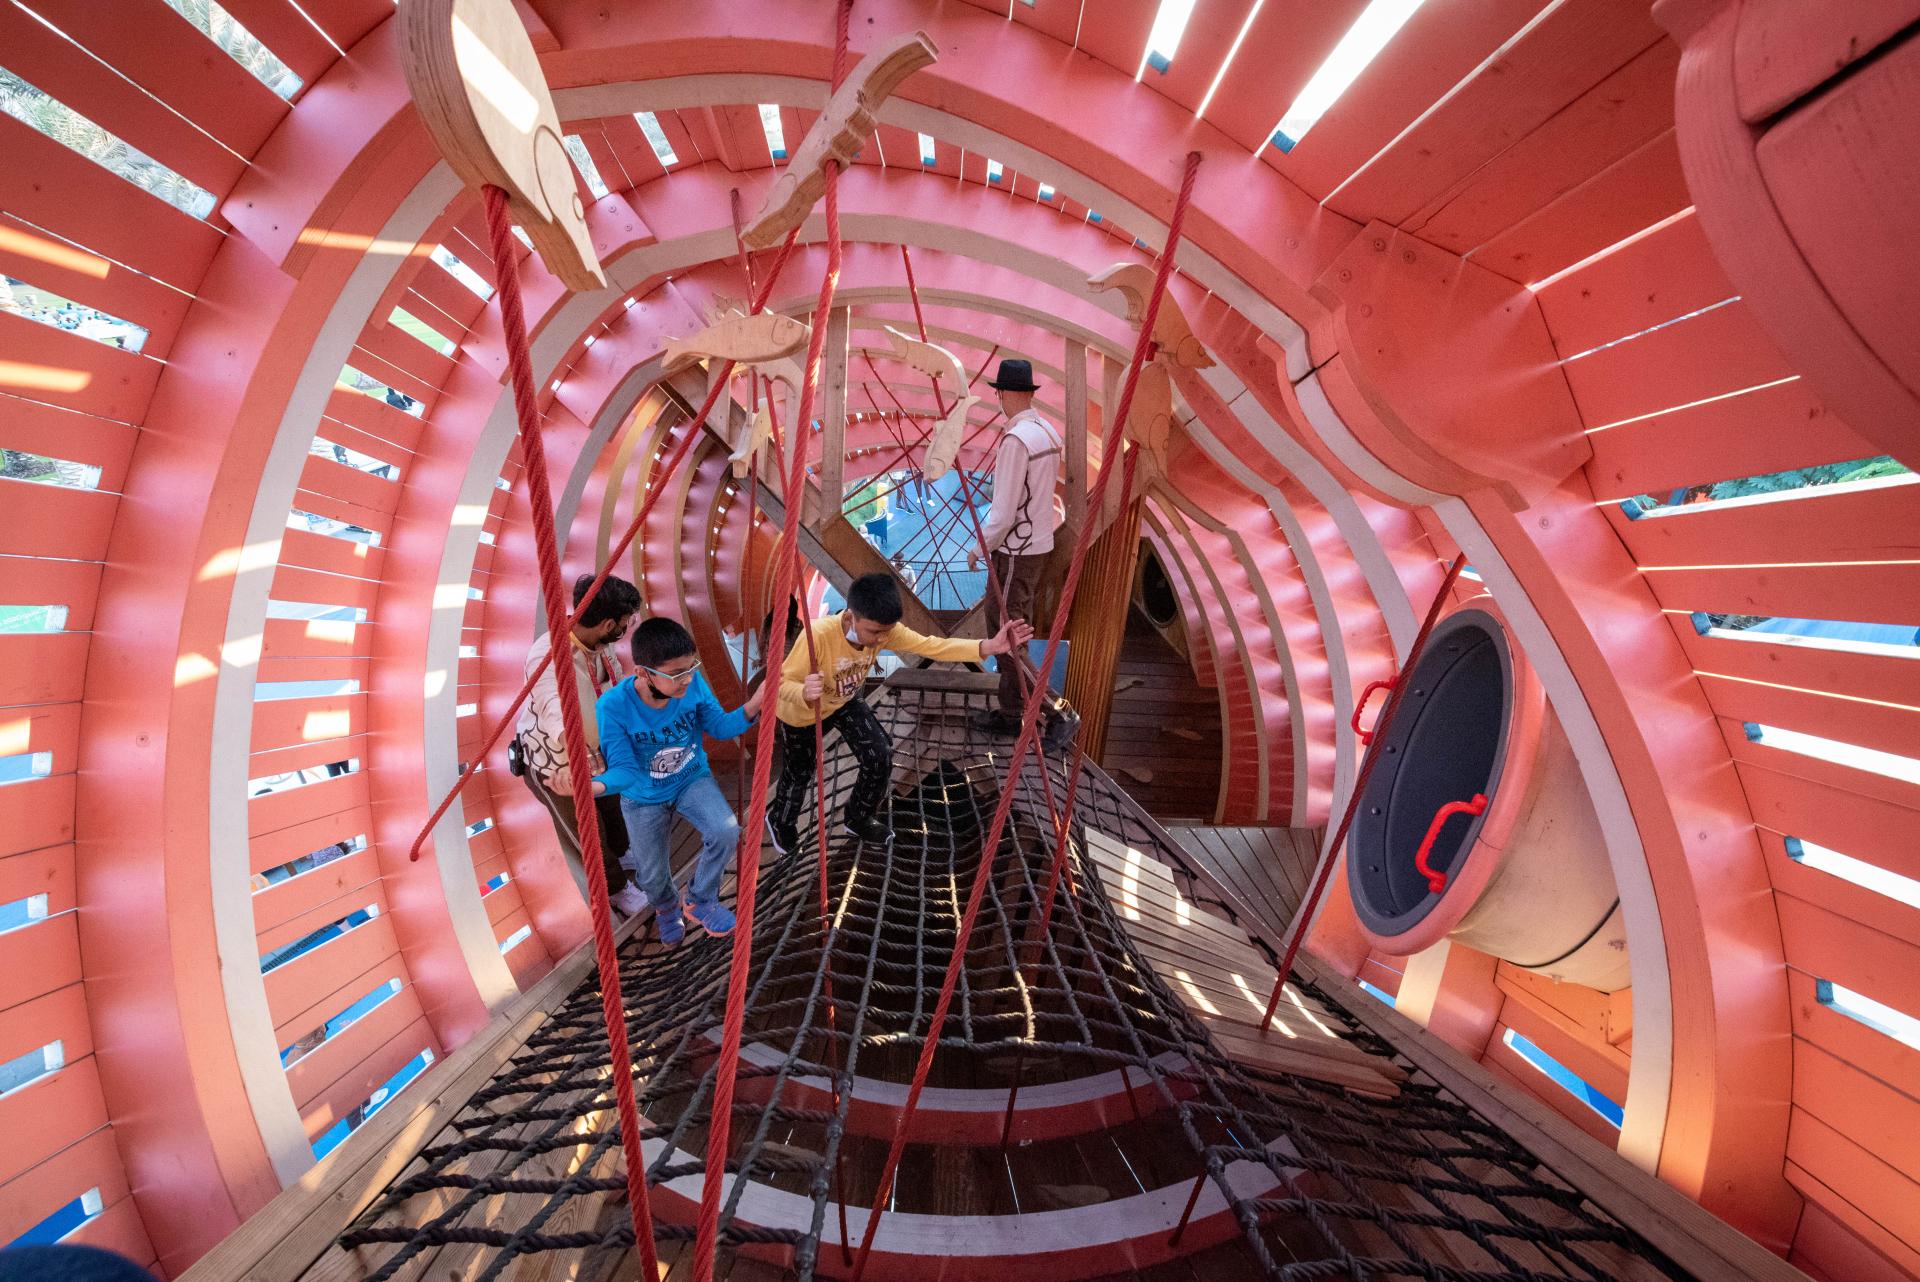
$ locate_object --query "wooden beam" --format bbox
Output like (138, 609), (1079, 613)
(812, 306), (850, 528)
(1063, 339), (1087, 536)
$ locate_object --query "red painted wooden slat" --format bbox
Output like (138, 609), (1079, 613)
(1764, 833), (1920, 976)
(1787, 969), (1920, 1105)
(214, 0), (341, 85)
(0, 914), (81, 1015)
(298, 1018), (436, 1143)
(1533, 209), (1729, 358)
(1645, 561), (1920, 633)
(355, 318), (457, 395)
(248, 805), (373, 878)
(0, 310), (162, 425)
(262, 616), (366, 660)
(599, 112), (666, 190)
(0, 556), (102, 630)
(0, 394), (139, 495)
(1582, 378), (1878, 503)
(1271, 0), (1552, 199)
(0, 213), (190, 360)
(1694, 670), (1920, 763)
(298, 453), (402, 515)
(0, 843), (75, 923)
(1786, 1110), (1920, 1262)
(0, 775), (76, 860)
(278, 526), (383, 580)
(261, 911), (397, 1028)
(1683, 628), (1920, 727)
(1346, 15), (1672, 231)
(1472, 129), (1692, 287)
(258, 655), (368, 687)
(247, 733), (368, 781)
(0, 1056), (110, 1189)
(1068, 0), (1156, 82)
(270, 952), (401, 1051)
(1733, 0), (1920, 122)
(346, 343), (438, 409)
(0, 633), (88, 707)
(251, 846), (380, 936)
(256, 874), (386, 961)
(290, 486), (395, 542)
(248, 692), (366, 755)
(1739, 759), (1920, 887)
(1481, 1034), (1621, 1147)
(1560, 300), (1794, 429)
(269, 563), (381, 612)
(0, 982), (91, 1066)
(577, 121), (632, 193)
(0, 1127), (133, 1248)
(1788, 1171), (1920, 1282)
(1779, 897), (1920, 1036)
(1, 702), (81, 772)
(323, 386), (426, 453)
(246, 770), (369, 839)
(0, 114), (224, 294)
(17, 0), (289, 157)
(1612, 479), (1920, 569)
(286, 984), (424, 1110)
(0, 2), (243, 194)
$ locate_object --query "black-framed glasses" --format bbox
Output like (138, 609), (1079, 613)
(640, 660), (701, 681)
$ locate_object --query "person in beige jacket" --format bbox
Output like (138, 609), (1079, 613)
(514, 574), (647, 916)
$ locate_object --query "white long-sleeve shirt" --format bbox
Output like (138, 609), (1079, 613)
(980, 409), (1064, 556)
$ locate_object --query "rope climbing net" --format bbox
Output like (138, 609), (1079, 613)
(331, 679), (1699, 1282)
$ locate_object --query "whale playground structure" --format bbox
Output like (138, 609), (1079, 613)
(0, 1), (1917, 1280)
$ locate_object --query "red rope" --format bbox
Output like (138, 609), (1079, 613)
(692, 9), (853, 1276)
(406, 228), (802, 863)
(847, 151), (1204, 1282)
(1259, 552), (1467, 1029)
(478, 185), (661, 1282)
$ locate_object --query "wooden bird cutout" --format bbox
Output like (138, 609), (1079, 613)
(730, 404), (772, 479)
(399, 0), (606, 291)
(663, 309), (810, 373)
(741, 31), (939, 250)
(1087, 262), (1213, 370)
(881, 326), (978, 480)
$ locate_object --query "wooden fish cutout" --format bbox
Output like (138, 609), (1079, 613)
(399, 0), (606, 291)
(730, 404), (772, 479)
(663, 309), (810, 372)
(880, 327), (976, 481)
(1087, 262), (1212, 370)
(741, 31), (939, 250)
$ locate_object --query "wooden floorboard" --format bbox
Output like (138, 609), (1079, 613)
(1097, 613), (1222, 823)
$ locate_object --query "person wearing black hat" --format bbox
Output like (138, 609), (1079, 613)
(968, 358), (1065, 735)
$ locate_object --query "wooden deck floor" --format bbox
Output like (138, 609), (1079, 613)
(1098, 613), (1222, 823)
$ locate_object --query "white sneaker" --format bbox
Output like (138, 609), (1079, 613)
(611, 884), (649, 917)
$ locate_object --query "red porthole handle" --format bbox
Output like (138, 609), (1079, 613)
(1414, 793), (1489, 894)
(1352, 678), (1397, 746)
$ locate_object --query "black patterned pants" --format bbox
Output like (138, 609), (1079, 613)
(771, 699), (893, 829)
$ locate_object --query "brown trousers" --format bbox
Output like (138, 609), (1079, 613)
(520, 763), (633, 896)
(987, 550), (1055, 717)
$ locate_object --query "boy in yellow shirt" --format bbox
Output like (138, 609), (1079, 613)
(768, 573), (1031, 849)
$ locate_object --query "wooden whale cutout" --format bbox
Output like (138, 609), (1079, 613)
(399, 0), (606, 291)
(1129, 361), (1177, 458)
(878, 326), (978, 481)
(741, 31), (939, 250)
(663, 309), (811, 373)
(1086, 262), (1213, 370)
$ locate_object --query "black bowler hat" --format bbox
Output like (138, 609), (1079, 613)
(987, 358), (1040, 392)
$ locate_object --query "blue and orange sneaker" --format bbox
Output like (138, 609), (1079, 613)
(655, 900), (685, 947)
(682, 899), (737, 937)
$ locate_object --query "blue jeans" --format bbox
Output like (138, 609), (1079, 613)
(619, 773), (738, 914)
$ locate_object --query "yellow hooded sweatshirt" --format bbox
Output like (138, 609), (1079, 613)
(776, 611), (983, 726)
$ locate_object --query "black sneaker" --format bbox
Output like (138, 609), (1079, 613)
(766, 816), (798, 855)
(839, 814), (892, 844)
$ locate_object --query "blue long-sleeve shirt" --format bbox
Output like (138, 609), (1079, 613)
(594, 672), (753, 804)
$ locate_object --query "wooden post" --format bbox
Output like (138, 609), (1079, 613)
(812, 305), (850, 528)
(1061, 491), (1144, 765)
(1063, 339), (1087, 537)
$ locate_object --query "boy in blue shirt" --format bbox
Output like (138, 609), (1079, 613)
(595, 618), (764, 945)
